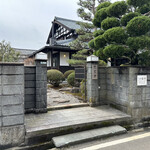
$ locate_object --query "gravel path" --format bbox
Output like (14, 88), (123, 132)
(47, 87), (81, 106)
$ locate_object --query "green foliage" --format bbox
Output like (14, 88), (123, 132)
(137, 3), (150, 14)
(93, 29), (104, 37)
(126, 16), (150, 36)
(93, 8), (108, 27)
(127, 36), (150, 50)
(95, 48), (107, 60)
(127, 0), (149, 7)
(121, 12), (140, 26)
(103, 27), (128, 44)
(47, 69), (65, 87)
(98, 60), (107, 66)
(138, 51), (150, 66)
(96, 1), (111, 11)
(94, 35), (107, 49)
(101, 17), (120, 30)
(64, 70), (74, 78)
(67, 59), (86, 65)
(0, 40), (20, 62)
(106, 1), (127, 18)
(80, 79), (86, 98)
(91, 0), (150, 66)
(88, 39), (95, 49)
(67, 72), (75, 86)
(103, 44), (128, 59)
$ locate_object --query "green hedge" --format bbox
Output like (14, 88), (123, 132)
(67, 72), (75, 86)
(64, 70), (74, 78)
(47, 69), (65, 87)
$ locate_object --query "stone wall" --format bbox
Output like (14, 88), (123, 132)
(98, 66), (150, 120)
(24, 66), (36, 110)
(24, 61), (47, 113)
(0, 63), (25, 149)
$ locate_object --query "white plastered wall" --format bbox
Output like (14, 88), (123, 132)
(60, 52), (69, 66)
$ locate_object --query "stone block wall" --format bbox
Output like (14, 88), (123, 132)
(24, 66), (36, 110)
(98, 66), (150, 120)
(0, 63), (25, 149)
(24, 61), (47, 113)
(35, 60), (47, 112)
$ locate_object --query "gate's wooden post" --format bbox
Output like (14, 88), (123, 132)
(35, 52), (47, 113)
(86, 55), (99, 106)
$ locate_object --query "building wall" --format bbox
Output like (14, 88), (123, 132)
(0, 63), (25, 149)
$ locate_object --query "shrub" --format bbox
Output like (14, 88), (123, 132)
(101, 17), (120, 30)
(106, 1), (127, 17)
(64, 70), (74, 78)
(121, 12), (140, 26)
(67, 71), (75, 86)
(80, 79), (86, 98)
(126, 16), (150, 36)
(47, 69), (65, 87)
(103, 27), (128, 44)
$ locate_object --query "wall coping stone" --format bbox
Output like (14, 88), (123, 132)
(99, 66), (150, 69)
(0, 62), (24, 66)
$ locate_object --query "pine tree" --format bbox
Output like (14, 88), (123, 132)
(89, 0), (150, 66)
(68, 0), (109, 65)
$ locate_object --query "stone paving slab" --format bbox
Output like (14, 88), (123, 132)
(25, 106), (131, 138)
(52, 125), (127, 148)
(47, 88), (81, 106)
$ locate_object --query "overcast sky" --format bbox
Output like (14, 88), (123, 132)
(0, 0), (119, 50)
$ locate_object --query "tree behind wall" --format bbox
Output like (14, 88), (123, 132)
(0, 40), (20, 62)
(89, 0), (150, 66)
(68, 0), (109, 65)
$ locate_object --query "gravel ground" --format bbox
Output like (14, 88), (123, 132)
(47, 87), (81, 107)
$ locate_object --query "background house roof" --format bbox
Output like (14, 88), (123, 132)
(14, 48), (37, 56)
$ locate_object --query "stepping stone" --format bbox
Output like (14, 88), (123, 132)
(52, 125), (127, 148)
(51, 96), (60, 98)
(53, 100), (70, 103)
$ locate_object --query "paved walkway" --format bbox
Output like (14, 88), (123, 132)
(25, 106), (130, 137)
(47, 87), (81, 106)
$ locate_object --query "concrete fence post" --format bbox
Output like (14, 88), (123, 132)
(35, 52), (47, 113)
(0, 63), (25, 149)
(86, 55), (99, 106)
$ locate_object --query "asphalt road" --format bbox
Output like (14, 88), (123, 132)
(60, 128), (150, 150)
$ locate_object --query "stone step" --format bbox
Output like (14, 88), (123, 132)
(47, 103), (89, 111)
(52, 125), (127, 148)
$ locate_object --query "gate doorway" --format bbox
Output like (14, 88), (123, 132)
(47, 66), (87, 108)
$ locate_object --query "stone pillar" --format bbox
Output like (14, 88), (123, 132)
(0, 63), (25, 149)
(35, 52), (47, 113)
(86, 55), (99, 106)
